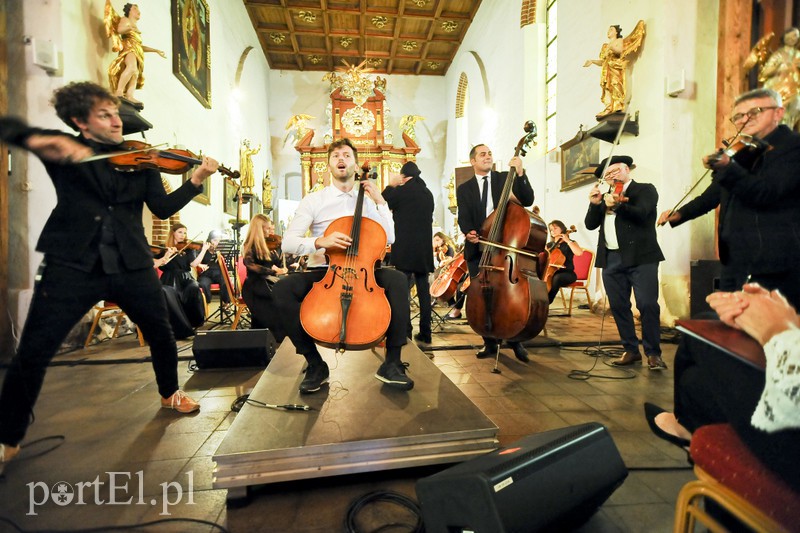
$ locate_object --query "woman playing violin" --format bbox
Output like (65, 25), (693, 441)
(545, 221), (584, 304)
(197, 230), (231, 309)
(157, 223), (206, 327)
(240, 214), (288, 340)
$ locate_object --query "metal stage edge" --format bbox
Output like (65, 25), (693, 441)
(213, 339), (499, 499)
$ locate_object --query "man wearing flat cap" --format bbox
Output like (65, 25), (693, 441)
(586, 155), (666, 370)
(383, 161), (435, 344)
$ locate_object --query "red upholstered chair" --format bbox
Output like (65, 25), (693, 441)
(84, 301), (146, 347)
(674, 423), (800, 532)
(559, 248), (595, 315)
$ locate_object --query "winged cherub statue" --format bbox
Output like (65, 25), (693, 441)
(104, 1), (166, 106)
(744, 28), (800, 131)
(583, 20), (646, 119)
(399, 115), (425, 141)
(284, 114), (315, 146)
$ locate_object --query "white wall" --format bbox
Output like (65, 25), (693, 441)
(7, 0), (272, 329)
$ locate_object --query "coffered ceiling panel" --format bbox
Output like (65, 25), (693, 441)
(242, 0), (483, 75)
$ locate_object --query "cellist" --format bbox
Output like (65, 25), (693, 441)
(545, 221), (584, 304)
(456, 143), (534, 363)
(272, 139), (413, 394)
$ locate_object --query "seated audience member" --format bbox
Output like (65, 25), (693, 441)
(644, 283), (800, 492)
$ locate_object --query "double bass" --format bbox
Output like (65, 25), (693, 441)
(465, 121), (549, 342)
(299, 164), (391, 352)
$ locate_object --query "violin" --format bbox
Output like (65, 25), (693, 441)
(106, 140), (241, 179)
(266, 234), (282, 251)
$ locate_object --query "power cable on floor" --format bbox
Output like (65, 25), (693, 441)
(343, 490), (424, 533)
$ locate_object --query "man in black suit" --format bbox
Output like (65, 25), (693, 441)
(658, 88), (800, 309)
(383, 161), (435, 344)
(456, 143), (534, 363)
(0, 82), (219, 471)
(585, 155), (666, 370)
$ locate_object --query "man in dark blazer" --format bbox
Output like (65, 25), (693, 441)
(383, 161), (436, 344)
(456, 143), (534, 363)
(0, 82), (219, 471)
(658, 88), (800, 309)
(585, 155), (666, 370)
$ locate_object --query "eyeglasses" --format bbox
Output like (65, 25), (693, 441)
(730, 106), (778, 123)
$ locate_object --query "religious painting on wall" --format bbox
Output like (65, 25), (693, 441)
(223, 178), (238, 216)
(560, 133), (599, 191)
(172, 0), (211, 108)
(182, 169), (210, 205)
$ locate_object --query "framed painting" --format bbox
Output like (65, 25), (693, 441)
(223, 178), (238, 216)
(250, 196), (263, 219)
(182, 169), (210, 205)
(172, 0), (211, 108)
(560, 133), (599, 191)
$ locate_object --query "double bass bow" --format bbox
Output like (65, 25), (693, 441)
(299, 163), (391, 352)
(466, 120), (550, 342)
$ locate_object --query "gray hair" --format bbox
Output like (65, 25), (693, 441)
(735, 88), (783, 108)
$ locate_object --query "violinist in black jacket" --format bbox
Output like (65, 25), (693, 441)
(659, 88), (800, 310)
(586, 155), (666, 370)
(456, 143), (534, 363)
(0, 82), (219, 472)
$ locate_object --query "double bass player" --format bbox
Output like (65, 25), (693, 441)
(456, 143), (535, 363)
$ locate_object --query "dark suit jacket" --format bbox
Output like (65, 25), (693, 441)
(456, 170), (534, 275)
(382, 176), (435, 273)
(584, 180), (664, 268)
(674, 124), (800, 274)
(1, 117), (201, 272)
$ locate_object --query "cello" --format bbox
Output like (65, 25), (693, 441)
(299, 164), (391, 352)
(430, 251), (469, 302)
(465, 121), (549, 342)
(543, 225), (577, 292)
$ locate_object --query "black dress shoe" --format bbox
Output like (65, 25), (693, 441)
(509, 342), (530, 362)
(644, 403), (690, 448)
(413, 333), (432, 344)
(476, 343), (498, 359)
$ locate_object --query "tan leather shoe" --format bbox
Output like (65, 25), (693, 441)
(647, 355), (668, 370)
(0, 443), (21, 475)
(161, 390), (200, 414)
(611, 351), (642, 366)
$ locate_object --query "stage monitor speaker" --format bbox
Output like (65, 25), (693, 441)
(690, 259), (721, 318)
(192, 329), (276, 369)
(416, 422), (627, 533)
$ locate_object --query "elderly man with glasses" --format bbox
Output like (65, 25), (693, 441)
(658, 87), (800, 309)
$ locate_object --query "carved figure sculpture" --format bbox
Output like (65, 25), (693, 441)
(744, 28), (800, 131)
(104, 1), (166, 105)
(239, 139), (261, 193)
(399, 114), (425, 140)
(583, 20), (646, 119)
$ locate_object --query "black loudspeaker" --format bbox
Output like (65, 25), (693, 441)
(416, 423), (627, 533)
(690, 259), (721, 317)
(192, 329), (277, 369)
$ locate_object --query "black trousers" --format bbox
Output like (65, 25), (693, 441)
(674, 334), (800, 492)
(241, 276), (286, 342)
(198, 269), (231, 304)
(0, 262), (180, 446)
(272, 268), (409, 358)
(403, 270), (432, 338)
(548, 269), (577, 304)
(601, 251), (661, 356)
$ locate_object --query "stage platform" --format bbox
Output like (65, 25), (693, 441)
(213, 340), (499, 499)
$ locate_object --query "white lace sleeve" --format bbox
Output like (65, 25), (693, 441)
(751, 328), (800, 432)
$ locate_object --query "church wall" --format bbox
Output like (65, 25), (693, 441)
(6, 0), (271, 333)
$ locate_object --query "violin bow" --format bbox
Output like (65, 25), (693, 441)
(594, 98), (633, 187)
(79, 142), (169, 163)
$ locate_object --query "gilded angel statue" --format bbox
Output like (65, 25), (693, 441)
(744, 28), (800, 131)
(583, 20), (646, 119)
(104, 1), (166, 106)
(284, 114), (315, 146)
(239, 139), (261, 193)
(399, 114), (425, 140)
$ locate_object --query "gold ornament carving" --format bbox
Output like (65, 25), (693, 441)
(441, 21), (458, 33)
(341, 106), (376, 137)
(308, 55), (323, 64)
(371, 16), (389, 29)
(339, 37), (353, 48)
(426, 61), (440, 70)
(270, 33), (286, 44)
(402, 41), (418, 52)
(297, 11), (316, 23)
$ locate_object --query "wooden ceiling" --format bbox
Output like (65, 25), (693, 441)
(242, 0), (483, 76)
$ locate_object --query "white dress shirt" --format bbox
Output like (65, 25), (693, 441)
(603, 179), (632, 251)
(476, 173), (493, 219)
(283, 184), (395, 268)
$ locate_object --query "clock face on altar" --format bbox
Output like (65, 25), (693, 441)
(341, 106), (375, 137)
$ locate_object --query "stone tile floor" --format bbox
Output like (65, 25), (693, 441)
(0, 301), (694, 532)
